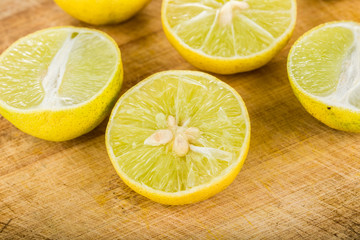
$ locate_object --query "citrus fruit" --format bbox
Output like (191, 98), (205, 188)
(287, 21), (360, 132)
(106, 70), (250, 205)
(162, 0), (297, 74)
(54, 0), (151, 25)
(0, 27), (123, 141)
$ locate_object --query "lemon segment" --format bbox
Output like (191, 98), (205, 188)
(106, 70), (250, 205)
(0, 27), (123, 141)
(58, 32), (119, 106)
(0, 31), (69, 109)
(288, 21), (360, 132)
(162, 0), (297, 74)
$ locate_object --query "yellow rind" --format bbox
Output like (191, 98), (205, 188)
(106, 70), (251, 205)
(288, 84), (360, 132)
(161, 0), (297, 75)
(0, 27), (123, 141)
(54, 0), (152, 25)
(287, 21), (360, 133)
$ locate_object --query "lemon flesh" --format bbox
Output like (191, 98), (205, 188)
(0, 27), (123, 141)
(288, 22), (360, 132)
(162, 0), (296, 74)
(54, 0), (151, 25)
(106, 70), (250, 205)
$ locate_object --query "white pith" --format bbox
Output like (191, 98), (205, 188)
(39, 33), (77, 109)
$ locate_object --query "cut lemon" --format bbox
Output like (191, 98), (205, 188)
(106, 70), (250, 205)
(0, 27), (123, 141)
(288, 21), (360, 132)
(54, 0), (151, 25)
(162, 0), (297, 74)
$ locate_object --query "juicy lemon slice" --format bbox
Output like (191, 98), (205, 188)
(106, 70), (250, 205)
(288, 21), (360, 132)
(0, 27), (123, 141)
(162, 0), (297, 74)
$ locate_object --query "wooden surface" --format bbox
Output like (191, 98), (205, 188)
(1, 0), (360, 239)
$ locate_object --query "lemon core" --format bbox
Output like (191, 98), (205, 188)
(219, 1), (249, 26)
(143, 114), (230, 159)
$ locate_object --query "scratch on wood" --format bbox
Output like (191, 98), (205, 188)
(242, 215), (254, 227)
(195, 219), (221, 240)
(294, 226), (310, 238)
(0, 218), (12, 233)
(1, 201), (16, 214)
(347, 223), (360, 236)
(258, 179), (272, 192)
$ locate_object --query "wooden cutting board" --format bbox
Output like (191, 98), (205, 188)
(1, 0), (359, 239)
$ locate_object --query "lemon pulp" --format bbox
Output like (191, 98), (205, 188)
(106, 70), (250, 204)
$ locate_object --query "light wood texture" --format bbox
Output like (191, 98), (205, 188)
(1, 0), (360, 239)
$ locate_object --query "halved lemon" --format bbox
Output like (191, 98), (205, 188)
(162, 0), (297, 74)
(0, 27), (123, 141)
(288, 21), (360, 132)
(106, 70), (250, 205)
(54, 0), (151, 25)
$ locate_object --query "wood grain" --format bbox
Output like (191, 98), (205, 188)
(1, 0), (360, 239)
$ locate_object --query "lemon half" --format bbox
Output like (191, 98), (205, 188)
(288, 21), (360, 132)
(106, 70), (250, 205)
(0, 27), (123, 141)
(162, 0), (297, 74)
(54, 0), (151, 25)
